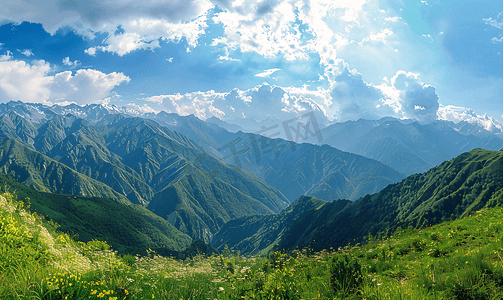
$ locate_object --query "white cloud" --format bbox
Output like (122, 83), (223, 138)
(255, 68), (281, 77)
(491, 36), (503, 43)
(19, 49), (34, 57)
(50, 69), (130, 104)
(484, 13), (503, 29)
(62, 57), (79, 66)
(141, 95), (170, 103)
(385, 16), (400, 23)
(123, 103), (158, 114)
(0, 59), (129, 105)
(0, 60), (52, 102)
(217, 47), (241, 62)
(142, 60), (442, 126)
(84, 47), (97, 56)
(0, 51), (13, 61)
(212, 0), (310, 61)
(360, 28), (393, 45)
(148, 82), (328, 125)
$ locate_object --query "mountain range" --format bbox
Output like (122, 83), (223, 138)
(0, 101), (405, 244)
(1, 100), (502, 256)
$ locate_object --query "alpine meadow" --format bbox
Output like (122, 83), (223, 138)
(1, 0), (503, 299)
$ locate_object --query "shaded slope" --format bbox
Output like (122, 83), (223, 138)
(211, 195), (329, 255)
(148, 169), (283, 243)
(221, 137), (405, 202)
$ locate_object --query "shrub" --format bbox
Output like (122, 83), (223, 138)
(329, 254), (363, 296)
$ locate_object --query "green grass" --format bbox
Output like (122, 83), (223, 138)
(2, 190), (503, 299)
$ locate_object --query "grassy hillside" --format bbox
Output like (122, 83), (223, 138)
(0, 173), (192, 255)
(3, 188), (503, 299)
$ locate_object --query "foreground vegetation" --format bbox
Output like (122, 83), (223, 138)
(2, 190), (503, 299)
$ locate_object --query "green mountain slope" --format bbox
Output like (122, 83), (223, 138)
(0, 111), (38, 149)
(0, 137), (130, 203)
(48, 118), (155, 205)
(277, 148), (503, 252)
(0, 173), (192, 255)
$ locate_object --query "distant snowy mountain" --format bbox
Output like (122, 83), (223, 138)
(305, 117), (503, 175)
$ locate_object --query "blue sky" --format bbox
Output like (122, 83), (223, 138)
(0, 0), (502, 131)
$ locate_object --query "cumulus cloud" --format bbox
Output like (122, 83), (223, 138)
(50, 69), (130, 104)
(210, 0), (370, 63)
(212, 0), (310, 60)
(0, 59), (129, 104)
(324, 59), (397, 122)
(0, 51), (13, 61)
(152, 90), (226, 120)
(0, 60), (52, 102)
(390, 71), (439, 123)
